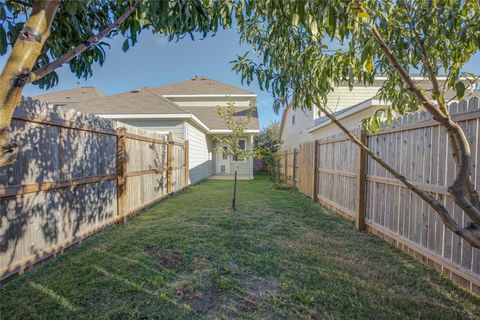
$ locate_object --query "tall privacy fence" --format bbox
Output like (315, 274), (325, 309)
(282, 97), (480, 295)
(0, 99), (189, 281)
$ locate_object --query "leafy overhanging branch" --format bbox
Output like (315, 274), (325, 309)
(0, 0), (238, 166)
(231, 0), (480, 248)
(28, 3), (139, 84)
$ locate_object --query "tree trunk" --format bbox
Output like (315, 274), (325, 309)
(0, 0), (60, 166)
(232, 170), (237, 210)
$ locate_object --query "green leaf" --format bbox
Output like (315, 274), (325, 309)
(0, 26), (6, 55)
(0, 7), (6, 21)
(122, 39), (129, 52)
(357, 11), (369, 19)
(455, 81), (466, 100)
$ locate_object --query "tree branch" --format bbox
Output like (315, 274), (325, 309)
(413, 30), (444, 110)
(368, 25), (480, 230)
(28, 3), (138, 83)
(402, 3), (445, 115)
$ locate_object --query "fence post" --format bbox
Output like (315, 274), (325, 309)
(313, 140), (319, 202)
(117, 127), (127, 224)
(167, 132), (174, 194)
(356, 130), (367, 231)
(293, 148), (297, 188)
(184, 140), (189, 187)
(284, 150), (288, 181)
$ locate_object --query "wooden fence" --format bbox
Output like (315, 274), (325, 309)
(253, 157), (270, 173)
(0, 99), (189, 281)
(282, 97), (480, 295)
(282, 149), (299, 188)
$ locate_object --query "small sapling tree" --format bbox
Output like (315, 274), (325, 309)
(214, 101), (257, 210)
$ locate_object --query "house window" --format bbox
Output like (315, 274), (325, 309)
(233, 139), (246, 162)
(292, 115), (295, 125)
(238, 139), (246, 151)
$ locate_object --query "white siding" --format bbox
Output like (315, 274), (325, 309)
(230, 135), (254, 178)
(281, 108), (313, 151)
(281, 85), (381, 150)
(186, 122), (213, 183)
(317, 86), (381, 113)
(310, 105), (382, 139)
(120, 119), (185, 138)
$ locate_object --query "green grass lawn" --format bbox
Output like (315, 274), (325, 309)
(1, 175), (479, 319)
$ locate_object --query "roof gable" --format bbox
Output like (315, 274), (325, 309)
(153, 76), (254, 95)
(77, 88), (187, 115)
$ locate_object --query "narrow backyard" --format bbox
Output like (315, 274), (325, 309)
(1, 176), (479, 319)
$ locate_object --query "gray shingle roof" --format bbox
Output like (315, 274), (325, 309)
(32, 83), (259, 131)
(74, 88), (187, 115)
(34, 86), (106, 105)
(153, 76), (254, 95)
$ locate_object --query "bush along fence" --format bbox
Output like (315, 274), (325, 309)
(281, 97), (480, 295)
(0, 99), (189, 282)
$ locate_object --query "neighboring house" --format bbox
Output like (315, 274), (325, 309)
(34, 76), (259, 184)
(280, 76), (478, 150)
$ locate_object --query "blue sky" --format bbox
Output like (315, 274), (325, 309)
(0, 28), (280, 129)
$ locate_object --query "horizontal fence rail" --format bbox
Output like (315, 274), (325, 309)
(282, 96), (480, 295)
(0, 99), (189, 281)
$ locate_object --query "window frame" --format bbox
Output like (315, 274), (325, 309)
(233, 138), (247, 162)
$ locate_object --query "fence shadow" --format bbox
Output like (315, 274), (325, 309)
(0, 98), (187, 280)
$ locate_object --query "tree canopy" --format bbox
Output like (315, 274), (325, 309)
(232, 0), (479, 131)
(231, 0), (480, 248)
(0, 0), (235, 89)
(0, 0), (236, 166)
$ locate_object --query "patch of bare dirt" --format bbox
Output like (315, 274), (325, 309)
(176, 286), (223, 313)
(239, 275), (279, 310)
(193, 257), (210, 268)
(156, 248), (182, 269)
(242, 293), (261, 309)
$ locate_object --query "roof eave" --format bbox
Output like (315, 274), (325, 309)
(306, 98), (387, 133)
(162, 94), (256, 98)
(98, 113), (259, 134)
